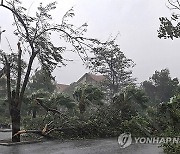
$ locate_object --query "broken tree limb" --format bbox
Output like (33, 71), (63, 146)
(13, 99), (77, 139)
(13, 120), (55, 139)
(13, 123), (94, 140)
(35, 98), (64, 116)
(13, 129), (54, 139)
(13, 130), (40, 137)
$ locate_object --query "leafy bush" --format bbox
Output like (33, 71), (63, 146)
(162, 143), (180, 154)
(158, 94), (180, 153)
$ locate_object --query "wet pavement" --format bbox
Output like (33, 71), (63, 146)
(0, 132), (164, 154)
(0, 132), (11, 140)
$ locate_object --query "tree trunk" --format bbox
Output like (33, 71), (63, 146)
(32, 108), (36, 118)
(10, 105), (21, 142)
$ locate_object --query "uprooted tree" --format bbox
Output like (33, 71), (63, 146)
(0, 0), (100, 142)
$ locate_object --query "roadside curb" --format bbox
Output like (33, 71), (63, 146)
(0, 139), (42, 146)
(0, 129), (12, 132)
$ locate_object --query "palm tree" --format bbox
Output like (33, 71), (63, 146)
(73, 84), (104, 114)
(112, 86), (148, 120)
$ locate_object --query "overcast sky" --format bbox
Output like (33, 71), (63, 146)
(1, 0), (180, 85)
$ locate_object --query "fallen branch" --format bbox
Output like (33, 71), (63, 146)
(13, 129), (54, 139)
(36, 98), (64, 116)
(13, 99), (74, 139)
(13, 125), (94, 140)
(13, 121), (55, 139)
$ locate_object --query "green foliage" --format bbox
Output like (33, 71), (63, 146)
(142, 69), (179, 104)
(22, 86), (175, 141)
(122, 114), (155, 137)
(21, 87), (152, 140)
(0, 0), (113, 142)
(22, 90), (51, 117)
(159, 94), (180, 131)
(73, 84), (104, 114)
(161, 125), (180, 154)
(0, 52), (27, 77)
(49, 93), (76, 110)
(158, 0), (180, 40)
(157, 8), (180, 154)
(28, 69), (56, 93)
(87, 39), (135, 96)
(112, 86), (148, 120)
(22, 105), (124, 139)
(162, 143), (180, 154)
(23, 90), (76, 118)
(158, 17), (178, 40)
(154, 94), (180, 154)
(0, 116), (11, 126)
(4, 0), (90, 74)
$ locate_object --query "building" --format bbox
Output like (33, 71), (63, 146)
(57, 73), (105, 95)
(76, 73), (105, 85)
(56, 84), (69, 93)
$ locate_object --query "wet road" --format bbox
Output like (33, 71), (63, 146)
(0, 132), (11, 141)
(0, 132), (164, 154)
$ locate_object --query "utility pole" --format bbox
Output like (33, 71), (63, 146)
(0, 26), (5, 50)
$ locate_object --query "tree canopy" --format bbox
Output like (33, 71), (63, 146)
(142, 68), (179, 104)
(158, 0), (180, 39)
(73, 84), (104, 114)
(27, 69), (56, 93)
(87, 39), (135, 97)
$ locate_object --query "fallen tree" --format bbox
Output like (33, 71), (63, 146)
(0, 0), (101, 142)
(13, 98), (78, 139)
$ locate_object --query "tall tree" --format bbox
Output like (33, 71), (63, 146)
(0, 0), (98, 142)
(87, 39), (135, 98)
(142, 69), (179, 103)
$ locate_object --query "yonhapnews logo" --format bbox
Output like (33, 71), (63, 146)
(118, 133), (132, 148)
(118, 133), (180, 148)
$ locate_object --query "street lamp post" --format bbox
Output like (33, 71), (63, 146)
(0, 26), (6, 50)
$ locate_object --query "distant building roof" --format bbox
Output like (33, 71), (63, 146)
(88, 73), (105, 82)
(57, 84), (69, 92)
(57, 73), (105, 93)
(77, 73), (105, 83)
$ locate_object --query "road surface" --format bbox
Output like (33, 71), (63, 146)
(0, 132), (164, 154)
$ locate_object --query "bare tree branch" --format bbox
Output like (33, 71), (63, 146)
(1, 4), (34, 52)
(168, 0), (180, 10)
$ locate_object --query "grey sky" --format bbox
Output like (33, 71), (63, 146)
(0, 0), (180, 85)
